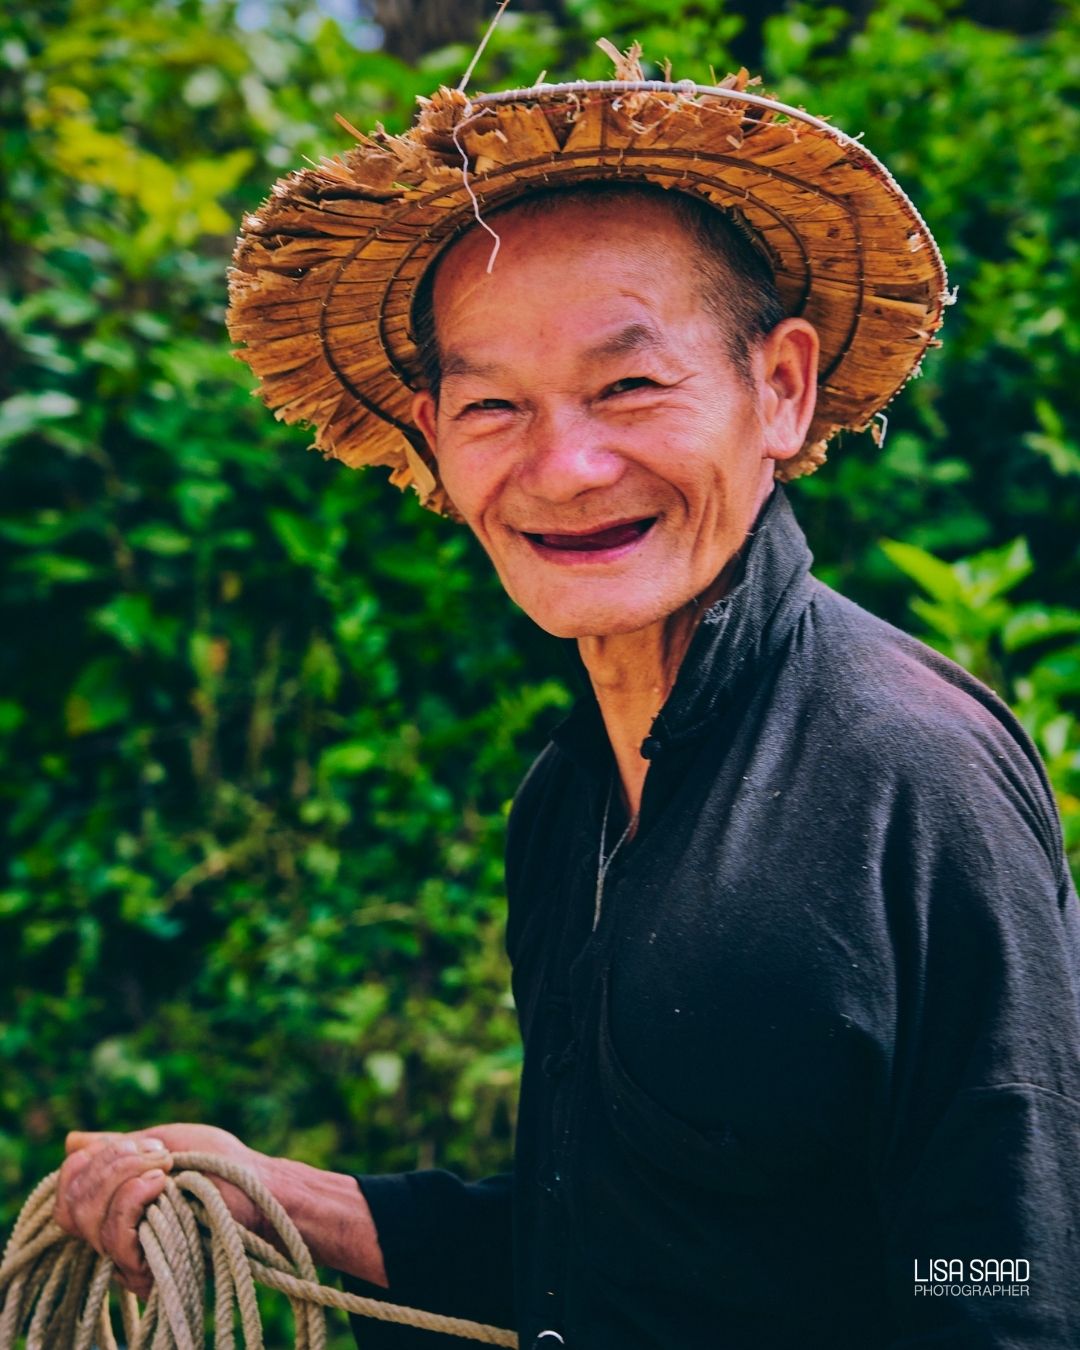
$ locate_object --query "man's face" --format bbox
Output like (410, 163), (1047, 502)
(412, 196), (816, 640)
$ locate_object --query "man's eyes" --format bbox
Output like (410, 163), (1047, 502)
(455, 377), (661, 416)
(601, 376), (660, 397)
(459, 398), (516, 416)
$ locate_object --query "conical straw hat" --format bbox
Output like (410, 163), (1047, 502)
(227, 52), (949, 519)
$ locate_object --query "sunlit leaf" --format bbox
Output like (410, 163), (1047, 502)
(879, 539), (963, 602)
(64, 658), (130, 736)
(319, 741), (378, 777)
(1003, 606), (1080, 653)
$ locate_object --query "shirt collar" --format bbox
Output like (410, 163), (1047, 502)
(550, 485), (815, 777)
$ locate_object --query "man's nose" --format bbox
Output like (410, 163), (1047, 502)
(516, 406), (624, 503)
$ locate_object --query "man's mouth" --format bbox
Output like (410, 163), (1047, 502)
(523, 518), (657, 553)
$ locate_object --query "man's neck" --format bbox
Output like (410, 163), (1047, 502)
(577, 559), (738, 821)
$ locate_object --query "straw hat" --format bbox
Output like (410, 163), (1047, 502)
(227, 46), (949, 519)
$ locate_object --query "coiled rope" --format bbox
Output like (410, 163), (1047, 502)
(0, 1151), (517, 1349)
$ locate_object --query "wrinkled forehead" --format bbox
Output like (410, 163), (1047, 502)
(451, 188), (696, 278)
(423, 188), (728, 347)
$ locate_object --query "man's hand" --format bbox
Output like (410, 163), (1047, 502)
(54, 1122), (388, 1299)
(55, 1124), (267, 1299)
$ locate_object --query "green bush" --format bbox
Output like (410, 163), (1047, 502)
(881, 536), (1080, 866)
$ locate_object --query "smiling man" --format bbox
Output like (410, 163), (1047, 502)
(410, 186), (818, 819)
(54, 58), (1080, 1350)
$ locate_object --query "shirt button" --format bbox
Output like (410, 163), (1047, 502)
(640, 735), (664, 759)
(533, 1334), (565, 1347)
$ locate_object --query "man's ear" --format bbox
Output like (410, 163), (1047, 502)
(411, 390), (439, 459)
(756, 318), (819, 464)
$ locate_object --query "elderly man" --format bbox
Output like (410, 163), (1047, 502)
(55, 55), (1080, 1350)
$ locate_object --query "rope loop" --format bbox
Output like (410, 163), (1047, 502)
(0, 1151), (518, 1348)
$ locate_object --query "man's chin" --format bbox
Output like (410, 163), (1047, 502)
(497, 561), (692, 640)
(517, 599), (673, 642)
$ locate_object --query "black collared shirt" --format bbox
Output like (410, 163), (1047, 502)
(353, 487), (1080, 1349)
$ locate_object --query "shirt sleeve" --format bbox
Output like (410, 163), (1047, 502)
(882, 1083), (1080, 1347)
(342, 1170), (514, 1349)
(874, 714), (1080, 1347)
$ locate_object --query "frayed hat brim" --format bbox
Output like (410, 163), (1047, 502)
(227, 63), (948, 517)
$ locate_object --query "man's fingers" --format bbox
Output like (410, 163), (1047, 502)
(99, 1168), (169, 1296)
(60, 1135), (164, 1201)
(114, 1268), (154, 1303)
(54, 1139), (172, 1252)
(65, 1129), (171, 1156)
(65, 1130), (118, 1155)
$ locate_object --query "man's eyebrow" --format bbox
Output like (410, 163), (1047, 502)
(584, 322), (667, 362)
(440, 351), (500, 380)
(439, 323), (668, 381)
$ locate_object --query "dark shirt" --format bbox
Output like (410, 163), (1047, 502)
(350, 487), (1080, 1349)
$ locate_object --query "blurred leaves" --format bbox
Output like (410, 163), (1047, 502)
(0, 0), (540, 1254)
(883, 536), (1080, 865)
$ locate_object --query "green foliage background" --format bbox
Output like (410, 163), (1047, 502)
(2, 0), (1078, 1323)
